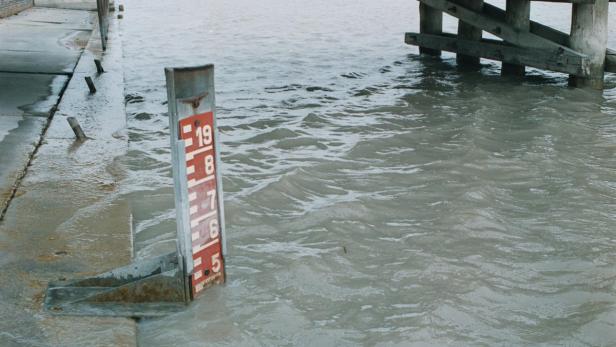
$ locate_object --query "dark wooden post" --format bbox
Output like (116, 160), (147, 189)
(419, 4), (443, 56)
(569, 0), (609, 89)
(501, 0), (530, 76)
(456, 0), (483, 68)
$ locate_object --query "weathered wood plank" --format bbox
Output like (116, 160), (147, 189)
(456, 0), (484, 68)
(502, 0), (530, 76)
(569, 0), (609, 89)
(605, 49), (616, 73)
(405, 32), (589, 76)
(419, 0), (582, 56)
(419, 3), (443, 56)
(483, 3), (570, 46)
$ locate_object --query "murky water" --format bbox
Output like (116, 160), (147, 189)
(119, 1), (616, 345)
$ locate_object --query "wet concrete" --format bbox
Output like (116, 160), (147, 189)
(0, 7), (93, 215)
(0, 8), (93, 74)
(0, 73), (68, 213)
(0, 6), (137, 346)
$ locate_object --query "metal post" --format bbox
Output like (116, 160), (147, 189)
(84, 76), (96, 94)
(43, 65), (227, 318)
(165, 65), (226, 299)
(96, 0), (110, 51)
(67, 117), (87, 141)
(94, 59), (105, 74)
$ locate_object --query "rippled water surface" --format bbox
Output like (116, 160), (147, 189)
(119, 1), (616, 345)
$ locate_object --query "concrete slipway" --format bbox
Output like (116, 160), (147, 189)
(0, 6), (137, 346)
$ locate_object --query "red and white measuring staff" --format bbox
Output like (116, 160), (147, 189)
(179, 112), (225, 297)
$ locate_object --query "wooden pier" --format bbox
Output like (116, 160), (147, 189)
(406, 0), (615, 89)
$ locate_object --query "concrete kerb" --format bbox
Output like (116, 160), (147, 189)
(0, 10), (137, 347)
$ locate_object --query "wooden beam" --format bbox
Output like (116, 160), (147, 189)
(419, 4), (443, 56)
(483, 3), (570, 46)
(405, 32), (589, 76)
(480, 3), (616, 74)
(532, 0), (615, 2)
(569, 0), (609, 89)
(456, 0), (484, 68)
(502, 0), (530, 76)
(419, 0), (581, 56)
(532, 0), (595, 3)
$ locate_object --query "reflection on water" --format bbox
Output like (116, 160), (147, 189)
(119, 0), (616, 345)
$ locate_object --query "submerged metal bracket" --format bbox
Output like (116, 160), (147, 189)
(44, 252), (190, 317)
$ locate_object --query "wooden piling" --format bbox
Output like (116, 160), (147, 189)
(568, 0), (609, 89)
(501, 0), (530, 76)
(419, 4), (443, 56)
(407, 0), (612, 89)
(456, 0), (483, 69)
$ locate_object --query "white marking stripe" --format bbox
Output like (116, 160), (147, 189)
(190, 210), (217, 228)
(182, 124), (192, 134)
(184, 138), (193, 147)
(194, 257), (202, 267)
(194, 271), (202, 280)
(187, 174), (215, 189)
(192, 238), (219, 254)
(186, 145), (213, 161)
(187, 165), (195, 174)
(192, 231), (200, 241)
(189, 192), (197, 202)
(190, 205), (198, 215)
